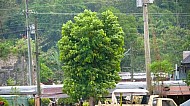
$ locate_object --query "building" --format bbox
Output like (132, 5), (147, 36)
(178, 51), (190, 79)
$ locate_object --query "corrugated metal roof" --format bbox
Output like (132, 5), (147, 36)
(155, 86), (190, 95)
(112, 89), (148, 96)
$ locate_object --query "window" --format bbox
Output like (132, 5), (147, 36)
(162, 100), (176, 106)
(152, 98), (157, 106)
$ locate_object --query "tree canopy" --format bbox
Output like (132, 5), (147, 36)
(58, 9), (124, 101)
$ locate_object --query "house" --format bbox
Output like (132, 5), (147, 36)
(178, 51), (190, 79)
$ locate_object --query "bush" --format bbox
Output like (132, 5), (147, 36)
(28, 98), (50, 106)
(28, 98), (34, 106)
(7, 78), (15, 86)
(0, 97), (9, 106)
(83, 101), (89, 106)
(58, 98), (74, 105)
(41, 98), (50, 106)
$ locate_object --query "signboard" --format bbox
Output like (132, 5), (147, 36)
(149, 0), (154, 3)
(137, 0), (154, 7)
(136, 0), (143, 7)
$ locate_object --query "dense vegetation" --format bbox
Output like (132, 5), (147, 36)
(0, 0), (190, 96)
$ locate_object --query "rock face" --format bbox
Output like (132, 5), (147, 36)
(0, 56), (28, 86)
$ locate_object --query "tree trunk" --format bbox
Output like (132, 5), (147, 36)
(89, 97), (95, 106)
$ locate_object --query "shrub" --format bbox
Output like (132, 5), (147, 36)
(41, 98), (50, 106)
(58, 98), (74, 105)
(83, 101), (89, 106)
(0, 97), (9, 106)
(28, 98), (34, 106)
(28, 98), (50, 106)
(7, 78), (15, 86)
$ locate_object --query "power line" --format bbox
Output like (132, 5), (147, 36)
(161, 1), (190, 3)
(30, 1), (110, 8)
(29, 12), (190, 16)
(38, 23), (62, 25)
(2, 11), (190, 17)
(0, 8), (21, 11)
(0, 29), (25, 35)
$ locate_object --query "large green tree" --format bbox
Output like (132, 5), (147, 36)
(58, 10), (124, 105)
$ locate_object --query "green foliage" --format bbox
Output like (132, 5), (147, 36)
(40, 63), (54, 83)
(98, 5), (139, 72)
(0, 41), (11, 59)
(4, 14), (25, 37)
(40, 46), (63, 82)
(184, 71), (190, 86)
(12, 38), (29, 56)
(83, 101), (90, 106)
(158, 26), (190, 64)
(150, 60), (173, 83)
(150, 60), (173, 74)
(0, 97), (9, 106)
(28, 98), (50, 106)
(58, 9), (124, 101)
(57, 97), (74, 105)
(6, 78), (15, 86)
(10, 87), (20, 95)
(182, 30), (190, 51)
(41, 98), (51, 106)
(28, 98), (34, 106)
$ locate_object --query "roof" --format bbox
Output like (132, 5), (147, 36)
(0, 86), (37, 95)
(41, 94), (69, 98)
(112, 89), (148, 96)
(116, 82), (147, 89)
(181, 54), (190, 64)
(41, 85), (69, 98)
(115, 81), (186, 89)
(119, 72), (154, 80)
(155, 86), (190, 95)
(0, 85), (69, 98)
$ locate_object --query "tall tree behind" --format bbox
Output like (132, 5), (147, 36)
(58, 10), (124, 105)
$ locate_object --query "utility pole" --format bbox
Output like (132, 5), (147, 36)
(25, 0), (33, 86)
(130, 44), (134, 82)
(143, 0), (151, 94)
(137, 0), (154, 94)
(34, 17), (41, 106)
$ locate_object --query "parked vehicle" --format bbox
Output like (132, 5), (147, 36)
(97, 89), (178, 106)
